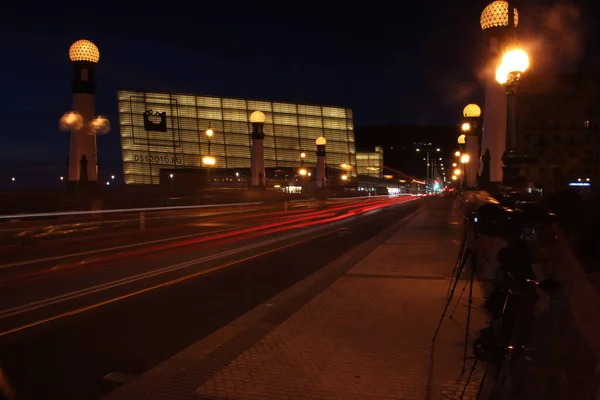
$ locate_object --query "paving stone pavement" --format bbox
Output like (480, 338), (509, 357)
(191, 199), (487, 400)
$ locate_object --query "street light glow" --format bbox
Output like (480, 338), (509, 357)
(452, 162), (457, 167)
(206, 127), (214, 138)
(461, 123), (471, 132)
(461, 154), (471, 164)
(451, 175), (458, 181)
(202, 156), (216, 166)
(457, 134), (466, 144)
(300, 152), (306, 158)
(436, 148), (441, 152)
(11, 177), (15, 182)
(454, 168), (461, 176)
(502, 49), (529, 73)
(341, 174), (348, 181)
(496, 49), (529, 84)
(455, 151), (461, 157)
(169, 173), (174, 178)
(299, 168), (307, 176)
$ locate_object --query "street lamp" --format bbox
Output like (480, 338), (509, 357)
(460, 153), (470, 189)
(204, 124), (216, 185)
(169, 173), (174, 193)
(206, 123), (214, 155)
(458, 135), (466, 145)
(341, 174), (348, 181)
(461, 123), (471, 133)
(250, 110), (266, 187)
(299, 168), (307, 176)
(455, 151), (461, 157)
(416, 146), (440, 182)
(316, 136), (327, 189)
(496, 48), (530, 184)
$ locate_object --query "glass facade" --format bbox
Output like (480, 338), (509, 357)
(356, 146), (384, 178)
(118, 90), (356, 185)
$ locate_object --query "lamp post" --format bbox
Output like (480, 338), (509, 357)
(496, 48), (529, 185)
(62, 39), (110, 189)
(299, 151), (307, 193)
(462, 103), (482, 188)
(416, 146), (441, 183)
(203, 124), (215, 185)
(315, 137), (327, 189)
(206, 123), (214, 155)
(169, 173), (174, 193)
(250, 110), (266, 188)
(461, 153), (470, 189)
(480, 1), (519, 186)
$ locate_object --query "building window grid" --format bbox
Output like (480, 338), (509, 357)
(119, 90), (355, 184)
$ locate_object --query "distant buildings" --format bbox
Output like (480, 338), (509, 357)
(516, 73), (600, 192)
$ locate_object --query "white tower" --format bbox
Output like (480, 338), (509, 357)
(463, 103), (482, 187)
(68, 39), (100, 184)
(250, 110), (266, 187)
(315, 136), (327, 188)
(480, 1), (519, 185)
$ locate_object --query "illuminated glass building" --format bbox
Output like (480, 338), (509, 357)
(117, 90), (357, 185)
(356, 146), (384, 178)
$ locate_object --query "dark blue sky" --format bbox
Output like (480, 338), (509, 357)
(0, 0), (598, 185)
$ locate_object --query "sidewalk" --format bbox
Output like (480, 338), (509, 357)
(106, 198), (487, 400)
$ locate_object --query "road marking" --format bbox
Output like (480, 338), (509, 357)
(0, 202), (265, 220)
(0, 227), (236, 270)
(0, 230), (335, 338)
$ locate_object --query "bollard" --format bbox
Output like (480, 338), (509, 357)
(140, 211), (146, 231)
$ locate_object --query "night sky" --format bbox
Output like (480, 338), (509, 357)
(1, 1), (598, 187)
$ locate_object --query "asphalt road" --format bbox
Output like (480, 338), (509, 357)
(0, 197), (420, 399)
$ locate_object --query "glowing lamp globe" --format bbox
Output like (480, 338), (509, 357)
(315, 136), (327, 146)
(480, 1), (519, 30)
(463, 104), (481, 118)
(59, 111), (84, 131)
(461, 122), (471, 132)
(90, 116), (111, 135)
(502, 49), (529, 74)
(496, 63), (509, 84)
(69, 39), (100, 63)
(457, 134), (466, 144)
(250, 110), (266, 123)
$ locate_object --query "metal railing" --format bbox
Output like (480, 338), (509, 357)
(461, 193), (600, 399)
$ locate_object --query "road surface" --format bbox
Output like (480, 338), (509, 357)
(0, 196), (420, 399)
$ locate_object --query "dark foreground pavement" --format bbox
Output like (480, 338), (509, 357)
(104, 197), (487, 400)
(0, 198), (421, 399)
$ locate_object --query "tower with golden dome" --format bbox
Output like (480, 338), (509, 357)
(67, 39), (100, 184)
(480, 1), (519, 186)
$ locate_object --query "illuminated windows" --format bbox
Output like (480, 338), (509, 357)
(356, 147), (384, 178)
(118, 90), (356, 184)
